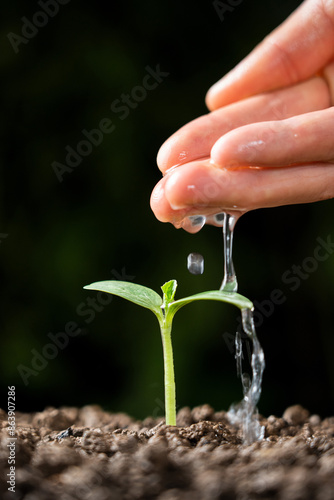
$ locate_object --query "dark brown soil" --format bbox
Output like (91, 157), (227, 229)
(1, 404), (334, 500)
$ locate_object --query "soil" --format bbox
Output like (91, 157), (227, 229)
(1, 404), (334, 500)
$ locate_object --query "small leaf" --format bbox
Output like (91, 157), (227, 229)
(169, 290), (253, 316)
(161, 280), (178, 306)
(84, 281), (163, 318)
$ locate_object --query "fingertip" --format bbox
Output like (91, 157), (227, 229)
(164, 160), (229, 211)
(210, 131), (243, 168)
(205, 85), (217, 111)
(156, 135), (190, 173)
(150, 178), (186, 223)
(164, 168), (187, 210)
(156, 140), (171, 173)
(150, 180), (163, 207)
(150, 181), (169, 221)
(205, 72), (245, 110)
(210, 136), (225, 167)
(205, 79), (228, 111)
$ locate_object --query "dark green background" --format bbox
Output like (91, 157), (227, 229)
(1, 0), (334, 419)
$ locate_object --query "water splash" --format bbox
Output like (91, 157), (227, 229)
(228, 308), (265, 445)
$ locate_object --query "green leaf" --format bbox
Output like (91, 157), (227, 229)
(168, 290), (253, 316)
(84, 281), (163, 318)
(161, 280), (178, 305)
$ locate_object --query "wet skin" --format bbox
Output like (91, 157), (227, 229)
(151, 0), (334, 230)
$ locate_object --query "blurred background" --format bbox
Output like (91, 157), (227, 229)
(1, 0), (334, 420)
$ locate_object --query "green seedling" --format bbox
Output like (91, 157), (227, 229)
(84, 279), (253, 426)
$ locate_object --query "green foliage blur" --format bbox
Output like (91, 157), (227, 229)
(1, 0), (334, 419)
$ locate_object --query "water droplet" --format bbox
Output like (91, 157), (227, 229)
(189, 215), (206, 228)
(213, 212), (225, 226)
(187, 252), (204, 275)
(180, 215), (206, 234)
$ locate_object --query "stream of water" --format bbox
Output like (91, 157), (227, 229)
(186, 211), (265, 444)
(220, 212), (238, 293)
(228, 308), (265, 445)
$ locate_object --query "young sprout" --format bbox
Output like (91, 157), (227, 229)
(84, 279), (253, 426)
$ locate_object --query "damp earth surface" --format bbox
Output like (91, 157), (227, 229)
(1, 404), (334, 500)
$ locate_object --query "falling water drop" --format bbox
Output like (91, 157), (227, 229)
(187, 253), (204, 275)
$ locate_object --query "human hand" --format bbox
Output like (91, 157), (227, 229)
(151, 0), (334, 230)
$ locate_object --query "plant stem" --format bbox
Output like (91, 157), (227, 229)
(160, 321), (176, 426)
